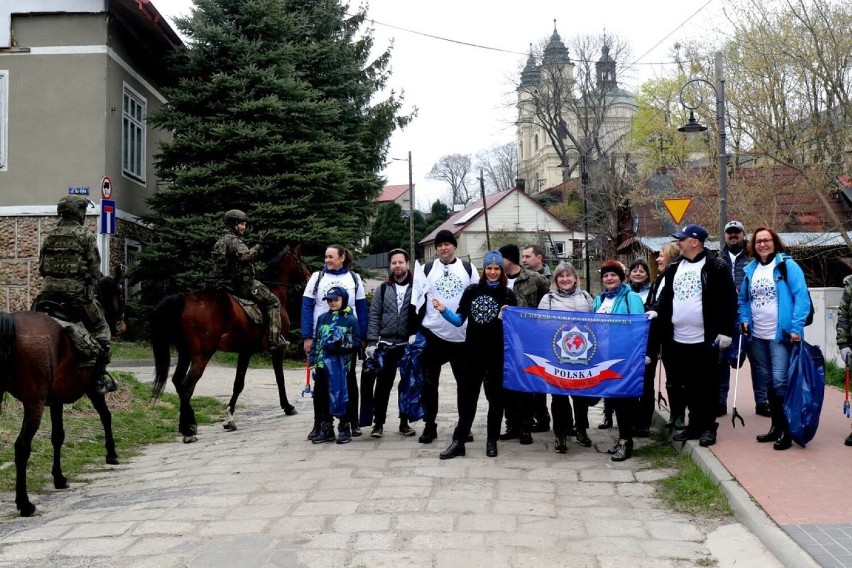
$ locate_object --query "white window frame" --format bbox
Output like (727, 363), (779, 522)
(0, 70), (8, 171)
(122, 83), (146, 183)
(553, 240), (567, 258)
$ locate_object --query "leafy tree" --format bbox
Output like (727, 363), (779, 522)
(134, 0), (411, 304)
(428, 154), (475, 207)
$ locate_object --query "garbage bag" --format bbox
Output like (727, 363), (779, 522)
(398, 332), (426, 422)
(359, 349), (384, 427)
(322, 353), (349, 418)
(784, 340), (825, 447)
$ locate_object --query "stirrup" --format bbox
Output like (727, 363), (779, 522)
(95, 371), (118, 394)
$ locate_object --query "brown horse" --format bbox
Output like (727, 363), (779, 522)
(151, 244), (310, 443)
(0, 273), (126, 517)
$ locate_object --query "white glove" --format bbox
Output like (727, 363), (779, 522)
(645, 356), (651, 365)
(715, 334), (732, 349)
(365, 345), (376, 359)
(646, 310), (658, 320)
(408, 334), (417, 344)
(840, 346), (852, 365)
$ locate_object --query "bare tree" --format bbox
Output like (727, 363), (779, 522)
(428, 153), (475, 207)
(474, 142), (518, 193)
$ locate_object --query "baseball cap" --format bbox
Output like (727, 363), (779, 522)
(724, 220), (745, 233)
(322, 286), (346, 301)
(671, 224), (709, 242)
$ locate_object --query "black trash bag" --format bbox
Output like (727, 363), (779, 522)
(359, 349), (384, 427)
(784, 340), (825, 447)
(398, 332), (426, 422)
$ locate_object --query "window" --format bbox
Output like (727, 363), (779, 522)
(533, 133), (539, 152)
(122, 85), (146, 182)
(0, 70), (7, 170)
(553, 241), (566, 258)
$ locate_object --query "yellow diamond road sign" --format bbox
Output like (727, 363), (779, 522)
(663, 198), (692, 225)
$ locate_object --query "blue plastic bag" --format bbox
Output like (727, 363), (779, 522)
(398, 332), (426, 422)
(784, 341), (825, 447)
(358, 349), (384, 427)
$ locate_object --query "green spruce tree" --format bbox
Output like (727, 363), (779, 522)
(135, 0), (410, 304)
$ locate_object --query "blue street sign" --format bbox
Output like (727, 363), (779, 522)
(68, 186), (90, 195)
(100, 199), (116, 235)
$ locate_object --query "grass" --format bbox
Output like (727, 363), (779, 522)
(0, 371), (222, 498)
(826, 359), (845, 390)
(634, 430), (732, 518)
(111, 340), (304, 369)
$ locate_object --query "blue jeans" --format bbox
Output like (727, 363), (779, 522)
(748, 337), (791, 400)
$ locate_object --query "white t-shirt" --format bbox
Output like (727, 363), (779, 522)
(421, 259), (479, 342)
(304, 270), (366, 332)
(749, 261), (778, 340)
(596, 296), (615, 314)
(672, 258), (706, 344)
(394, 282), (410, 314)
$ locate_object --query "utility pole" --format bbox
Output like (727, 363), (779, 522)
(408, 151), (415, 261)
(479, 170), (491, 251)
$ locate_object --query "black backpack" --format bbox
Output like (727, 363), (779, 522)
(777, 260), (815, 327)
(424, 259), (473, 278)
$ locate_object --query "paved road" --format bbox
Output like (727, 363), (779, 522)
(0, 362), (784, 567)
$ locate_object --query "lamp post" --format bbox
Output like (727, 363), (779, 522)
(678, 51), (727, 239)
(578, 138), (592, 290)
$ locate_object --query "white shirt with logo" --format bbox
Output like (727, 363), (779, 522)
(672, 258), (706, 344)
(422, 259), (479, 342)
(749, 261), (778, 340)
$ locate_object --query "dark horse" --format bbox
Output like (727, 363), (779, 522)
(151, 244), (310, 443)
(0, 271), (126, 517)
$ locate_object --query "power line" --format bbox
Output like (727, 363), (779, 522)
(629, 0), (716, 67)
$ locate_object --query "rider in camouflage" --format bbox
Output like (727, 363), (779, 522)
(38, 195), (115, 394)
(213, 209), (285, 351)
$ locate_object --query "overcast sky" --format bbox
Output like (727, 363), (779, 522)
(156, 0), (726, 209)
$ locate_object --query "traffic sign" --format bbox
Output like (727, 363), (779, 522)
(100, 199), (116, 235)
(662, 198), (692, 225)
(101, 176), (113, 199)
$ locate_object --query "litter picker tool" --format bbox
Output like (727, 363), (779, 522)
(731, 333), (745, 428)
(656, 351), (668, 410)
(301, 359), (313, 397)
(844, 354), (850, 418)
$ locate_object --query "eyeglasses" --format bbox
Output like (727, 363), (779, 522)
(754, 238), (773, 245)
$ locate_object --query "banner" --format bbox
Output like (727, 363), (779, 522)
(503, 307), (650, 397)
(410, 260), (429, 312)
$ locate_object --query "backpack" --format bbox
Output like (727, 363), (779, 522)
(424, 259), (473, 279)
(312, 270), (362, 298)
(777, 260), (815, 327)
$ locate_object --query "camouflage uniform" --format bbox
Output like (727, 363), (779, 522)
(510, 267), (550, 308)
(38, 195), (113, 392)
(213, 210), (283, 350)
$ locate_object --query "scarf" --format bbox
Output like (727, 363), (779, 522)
(602, 283), (626, 300)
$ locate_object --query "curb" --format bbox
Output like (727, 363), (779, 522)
(656, 410), (819, 568)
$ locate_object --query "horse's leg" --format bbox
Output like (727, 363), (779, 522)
(179, 358), (208, 443)
(14, 406), (43, 517)
(88, 392), (119, 465)
(223, 352), (251, 431)
(271, 350), (297, 415)
(49, 403), (68, 490)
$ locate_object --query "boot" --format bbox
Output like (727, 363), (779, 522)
(439, 440), (465, 459)
(419, 423), (437, 444)
(399, 418), (416, 437)
(519, 429), (533, 445)
(336, 422), (352, 444)
(699, 422), (719, 447)
(773, 399), (792, 450)
(610, 439), (633, 462)
(597, 406), (613, 429)
(500, 418), (520, 440)
(757, 398), (782, 443)
(311, 422), (335, 444)
(485, 439), (498, 457)
(845, 430), (852, 447)
(575, 429), (592, 447)
(267, 306), (285, 352)
(307, 421), (320, 441)
(93, 339), (117, 394)
(554, 435), (568, 454)
(370, 424), (383, 438)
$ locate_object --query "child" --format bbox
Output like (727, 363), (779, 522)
(309, 286), (360, 444)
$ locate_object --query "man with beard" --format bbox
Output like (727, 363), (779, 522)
(718, 221), (761, 417)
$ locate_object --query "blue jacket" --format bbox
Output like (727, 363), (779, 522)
(738, 253), (810, 340)
(592, 284), (646, 315)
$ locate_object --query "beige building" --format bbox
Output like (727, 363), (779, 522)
(0, 0), (181, 310)
(420, 187), (582, 267)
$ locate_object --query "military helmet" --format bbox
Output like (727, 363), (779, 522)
(223, 209), (248, 227)
(56, 195), (88, 224)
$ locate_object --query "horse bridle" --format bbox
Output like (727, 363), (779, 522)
(263, 248), (310, 290)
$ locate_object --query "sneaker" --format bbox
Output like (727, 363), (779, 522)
(399, 421), (416, 437)
(337, 424), (352, 444)
(499, 429), (520, 441)
(597, 415), (613, 430)
(350, 426), (363, 438)
(312, 423), (335, 444)
(531, 420), (550, 433)
(575, 429), (592, 447)
(370, 425), (383, 438)
(554, 435), (568, 454)
(611, 439), (633, 462)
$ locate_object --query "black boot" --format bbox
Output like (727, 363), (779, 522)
(419, 423), (437, 444)
(597, 412), (613, 430)
(575, 429), (592, 447)
(757, 398), (782, 443)
(307, 421), (320, 441)
(439, 440), (465, 459)
(93, 339), (117, 394)
(312, 423), (335, 444)
(485, 439), (498, 457)
(554, 435), (568, 454)
(699, 422), (719, 447)
(611, 439), (633, 462)
(773, 398), (792, 450)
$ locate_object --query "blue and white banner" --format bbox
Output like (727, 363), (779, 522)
(503, 307), (650, 397)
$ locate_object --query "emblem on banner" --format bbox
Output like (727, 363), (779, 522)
(553, 324), (596, 365)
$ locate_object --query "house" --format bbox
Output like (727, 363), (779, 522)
(0, 0), (182, 310)
(420, 187), (582, 267)
(376, 183), (413, 213)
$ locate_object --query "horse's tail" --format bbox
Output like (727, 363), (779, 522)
(151, 295), (185, 399)
(0, 312), (16, 396)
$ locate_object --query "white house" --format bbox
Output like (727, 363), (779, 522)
(420, 188), (583, 267)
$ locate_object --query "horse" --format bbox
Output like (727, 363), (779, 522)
(0, 271), (126, 517)
(151, 244), (310, 443)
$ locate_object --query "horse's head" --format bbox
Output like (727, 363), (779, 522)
(97, 267), (127, 337)
(264, 244), (310, 291)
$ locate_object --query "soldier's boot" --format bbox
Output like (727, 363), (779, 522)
(93, 339), (117, 394)
(266, 307), (287, 352)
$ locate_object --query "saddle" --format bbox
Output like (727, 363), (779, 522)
(31, 300), (101, 365)
(216, 289), (265, 326)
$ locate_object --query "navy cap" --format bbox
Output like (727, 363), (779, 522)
(672, 224), (708, 242)
(322, 286), (346, 301)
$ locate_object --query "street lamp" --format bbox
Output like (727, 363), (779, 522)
(678, 51), (727, 240)
(391, 152), (415, 260)
(578, 138), (592, 288)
